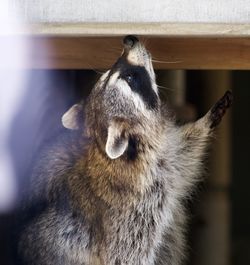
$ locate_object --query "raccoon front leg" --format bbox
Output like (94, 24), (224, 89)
(175, 91), (232, 191)
(181, 90), (232, 142)
(155, 210), (186, 265)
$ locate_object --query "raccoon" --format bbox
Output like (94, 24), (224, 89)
(18, 35), (232, 265)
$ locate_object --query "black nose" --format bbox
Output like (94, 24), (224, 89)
(123, 35), (139, 49)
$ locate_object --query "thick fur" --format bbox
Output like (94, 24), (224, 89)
(18, 36), (232, 265)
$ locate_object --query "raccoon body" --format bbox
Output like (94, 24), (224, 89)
(18, 36), (232, 265)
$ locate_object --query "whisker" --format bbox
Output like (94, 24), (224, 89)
(152, 59), (183, 64)
(157, 85), (174, 91)
(83, 62), (107, 75)
(141, 36), (149, 47)
(93, 69), (106, 75)
(105, 47), (122, 52)
(102, 40), (122, 54)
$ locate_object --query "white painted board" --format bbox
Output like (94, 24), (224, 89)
(10, 0), (250, 23)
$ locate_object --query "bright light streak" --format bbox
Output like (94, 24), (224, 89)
(0, 0), (30, 212)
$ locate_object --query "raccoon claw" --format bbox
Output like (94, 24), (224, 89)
(210, 90), (233, 128)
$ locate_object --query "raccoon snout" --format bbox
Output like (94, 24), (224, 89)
(123, 35), (139, 49)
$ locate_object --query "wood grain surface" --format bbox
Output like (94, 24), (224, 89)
(10, 36), (250, 69)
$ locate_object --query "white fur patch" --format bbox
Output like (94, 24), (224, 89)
(127, 52), (141, 66)
(108, 71), (120, 85)
(100, 70), (110, 82)
(152, 83), (158, 94)
(117, 78), (148, 114)
(117, 78), (132, 97)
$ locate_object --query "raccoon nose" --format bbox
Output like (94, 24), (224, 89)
(123, 35), (139, 49)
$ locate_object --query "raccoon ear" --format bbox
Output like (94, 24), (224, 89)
(62, 104), (83, 130)
(105, 123), (128, 159)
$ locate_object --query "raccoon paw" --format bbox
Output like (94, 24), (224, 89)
(210, 90), (233, 128)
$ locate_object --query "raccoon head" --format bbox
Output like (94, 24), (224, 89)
(63, 36), (161, 160)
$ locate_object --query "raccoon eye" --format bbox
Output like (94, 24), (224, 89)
(124, 74), (133, 84)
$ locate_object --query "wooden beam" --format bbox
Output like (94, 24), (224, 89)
(15, 36), (250, 69)
(20, 23), (250, 37)
(5, 23), (250, 69)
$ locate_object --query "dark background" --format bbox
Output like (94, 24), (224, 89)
(0, 70), (249, 265)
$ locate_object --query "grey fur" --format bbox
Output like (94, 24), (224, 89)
(18, 36), (232, 265)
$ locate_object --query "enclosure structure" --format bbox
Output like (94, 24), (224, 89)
(6, 0), (250, 69)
